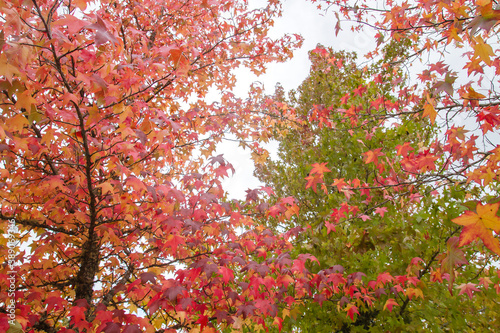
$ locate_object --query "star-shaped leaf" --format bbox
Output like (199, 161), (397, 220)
(452, 202), (500, 255)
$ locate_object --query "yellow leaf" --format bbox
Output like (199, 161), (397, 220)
(422, 94), (437, 124)
(447, 27), (463, 43)
(405, 287), (424, 299)
(477, 0), (491, 6)
(6, 114), (29, 132)
(474, 36), (494, 65)
(7, 320), (24, 333)
(452, 202), (500, 255)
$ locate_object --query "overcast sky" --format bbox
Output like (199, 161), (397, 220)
(218, 0), (377, 199)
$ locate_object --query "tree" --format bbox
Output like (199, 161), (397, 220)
(0, 0), (307, 331)
(257, 44), (499, 331)
(312, 0), (500, 274)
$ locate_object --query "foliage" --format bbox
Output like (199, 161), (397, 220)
(257, 45), (500, 331)
(310, 0), (500, 272)
(259, 0), (500, 330)
(0, 0), (500, 332)
(0, 0), (305, 331)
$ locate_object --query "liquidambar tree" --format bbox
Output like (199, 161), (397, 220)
(257, 44), (499, 331)
(0, 0), (307, 331)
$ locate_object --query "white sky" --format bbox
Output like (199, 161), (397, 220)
(218, 0), (376, 199)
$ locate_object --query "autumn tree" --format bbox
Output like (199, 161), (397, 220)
(256, 44), (500, 331)
(0, 0), (307, 331)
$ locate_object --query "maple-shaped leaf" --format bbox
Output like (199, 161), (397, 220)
(272, 316), (283, 332)
(374, 207), (388, 217)
(376, 272), (393, 287)
(441, 237), (468, 272)
(332, 178), (347, 191)
(383, 298), (398, 312)
(440, 236), (468, 293)
(468, 15), (498, 35)
(68, 306), (86, 323)
(473, 36), (494, 65)
(434, 72), (456, 95)
(140, 272), (156, 284)
(310, 162), (331, 175)
(6, 320), (23, 333)
(405, 287), (424, 300)
(344, 303), (359, 320)
(422, 95), (437, 124)
(86, 16), (118, 46)
(479, 276), (493, 289)
(461, 87), (486, 101)
(395, 142), (413, 157)
(463, 58), (485, 75)
(324, 220), (336, 234)
(237, 303), (257, 319)
(123, 325), (141, 333)
(456, 283), (481, 299)
(305, 174), (323, 193)
(363, 148), (384, 165)
(353, 84), (367, 97)
(45, 296), (65, 312)
(53, 15), (89, 34)
(103, 322), (121, 333)
(452, 202), (500, 255)
(209, 154), (226, 166)
(164, 285), (186, 301)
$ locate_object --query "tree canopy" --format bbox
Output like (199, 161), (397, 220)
(257, 44), (499, 332)
(0, 0), (500, 332)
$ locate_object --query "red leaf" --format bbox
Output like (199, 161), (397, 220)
(383, 298), (398, 312)
(123, 325), (142, 333)
(86, 16), (118, 46)
(456, 283), (481, 299)
(344, 303), (359, 320)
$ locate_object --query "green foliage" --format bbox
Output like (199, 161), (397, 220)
(256, 45), (499, 332)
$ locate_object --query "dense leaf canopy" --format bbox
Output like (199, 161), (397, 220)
(257, 45), (499, 331)
(0, 0), (499, 332)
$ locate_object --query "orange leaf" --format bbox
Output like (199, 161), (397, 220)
(0, 55), (21, 83)
(15, 90), (36, 112)
(452, 202), (500, 255)
(310, 162), (331, 176)
(96, 182), (114, 195)
(363, 148), (384, 165)
(461, 87), (486, 100)
(383, 298), (398, 312)
(422, 94), (437, 124)
(473, 36), (494, 65)
(6, 114), (29, 132)
(477, 0), (491, 7)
